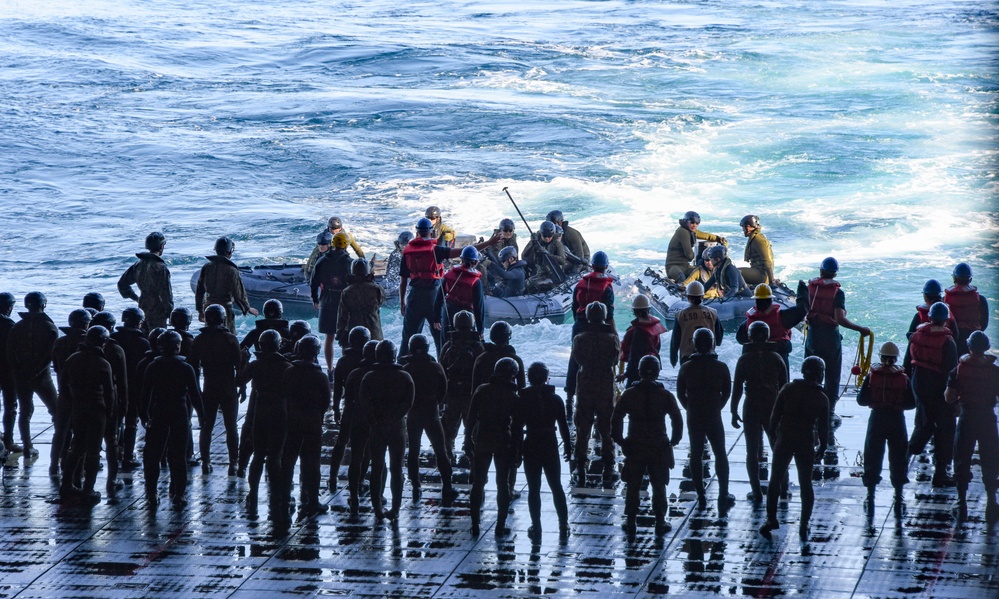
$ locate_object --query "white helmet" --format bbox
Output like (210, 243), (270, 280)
(686, 281), (705, 297)
(879, 342), (900, 358)
(632, 295), (651, 310)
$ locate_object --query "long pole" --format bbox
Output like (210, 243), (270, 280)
(502, 187), (566, 284)
(502, 187), (536, 238)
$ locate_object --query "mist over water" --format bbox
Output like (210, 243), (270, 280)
(1, 0), (996, 379)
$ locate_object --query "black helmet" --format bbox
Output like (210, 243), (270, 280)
(148, 327), (167, 348)
(158, 330), (182, 355)
(748, 321), (770, 344)
(85, 325), (110, 348)
(82, 292), (105, 311)
(327, 216), (343, 230)
(499, 218), (516, 233)
(493, 357), (519, 382)
(585, 301), (607, 323)
(263, 299), (283, 319)
(820, 257), (839, 273)
(638, 355), (661, 380)
(408, 334), (430, 355)
(289, 320), (312, 340)
(546, 210), (564, 224)
(169, 307), (192, 330)
(453, 310), (475, 331)
(692, 328), (714, 354)
(527, 362), (549, 386)
(296, 335), (322, 360)
(91, 311), (116, 331)
(68, 308), (92, 330)
(739, 214), (760, 229)
(0, 292), (15, 310)
(85, 307), (99, 318)
(395, 231), (414, 250)
(425, 206), (441, 220)
(922, 279), (943, 296)
(554, 224), (563, 236)
(539, 221), (556, 238)
(362, 340), (378, 362)
(489, 320), (512, 344)
(316, 231), (334, 246)
(204, 304), (226, 326)
(122, 306), (144, 327)
(258, 329), (282, 353)
(145, 231), (166, 252)
(214, 236), (235, 256)
(24, 291), (46, 311)
(682, 211), (701, 225)
(801, 356), (825, 384)
(968, 330), (990, 354)
(351, 259), (370, 278)
(348, 326), (371, 349)
(375, 339), (397, 364)
(498, 246), (518, 263)
(706, 245), (727, 262)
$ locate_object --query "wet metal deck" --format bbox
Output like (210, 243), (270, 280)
(0, 377), (995, 598)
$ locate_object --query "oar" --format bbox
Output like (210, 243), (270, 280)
(502, 187), (566, 285)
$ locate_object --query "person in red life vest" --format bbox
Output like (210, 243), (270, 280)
(944, 263), (989, 355)
(564, 250), (614, 420)
(946, 331), (999, 523)
(857, 342), (915, 511)
(800, 257), (871, 437)
(434, 246), (485, 347)
(905, 301), (959, 487)
(669, 281), (724, 367)
(735, 283), (807, 372)
(617, 295), (667, 388)
(399, 217), (501, 359)
(907, 279), (959, 340)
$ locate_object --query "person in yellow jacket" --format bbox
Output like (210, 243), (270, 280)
(665, 211), (727, 282)
(738, 215), (777, 286)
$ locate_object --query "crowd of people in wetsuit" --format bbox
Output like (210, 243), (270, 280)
(0, 206), (996, 543)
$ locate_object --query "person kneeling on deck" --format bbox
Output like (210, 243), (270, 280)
(612, 355), (683, 538)
(665, 211), (727, 283)
(618, 295), (667, 388)
(857, 341), (914, 511)
(669, 281), (723, 368)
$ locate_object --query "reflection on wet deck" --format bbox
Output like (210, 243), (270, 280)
(0, 379), (995, 598)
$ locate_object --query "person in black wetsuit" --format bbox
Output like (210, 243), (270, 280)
(7, 291), (58, 459)
(328, 326), (370, 491)
(402, 335), (458, 506)
(51, 308), (91, 479)
(346, 340), (379, 516)
(612, 355), (683, 537)
(113, 307), (151, 473)
(515, 362), (572, 542)
(439, 311), (484, 464)
(240, 299), (291, 353)
(0, 292), (17, 454)
(191, 304), (242, 477)
(760, 356), (830, 543)
(90, 311), (127, 499)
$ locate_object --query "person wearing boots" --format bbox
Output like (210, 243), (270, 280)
(857, 342), (915, 511)
(195, 236), (258, 334)
(618, 295), (667, 388)
(612, 356), (683, 538)
(191, 304), (242, 477)
(7, 291), (58, 459)
(731, 321), (788, 504)
(112, 307), (151, 473)
(51, 308), (92, 478)
(311, 232), (354, 371)
(0, 292), (17, 454)
(565, 250), (614, 419)
(439, 311), (485, 464)
(669, 281), (723, 367)
(328, 326), (370, 483)
(90, 311), (128, 499)
(569, 301), (621, 489)
(402, 335), (459, 507)
(336, 259), (387, 344)
(677, 328), (734, 512)
(345, 340), (379, 516)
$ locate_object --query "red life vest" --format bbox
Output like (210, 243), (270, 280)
(909, 322), (953, 372)
(746, 304), (791, 342)
(953, 355), (999, 409)
(866, 365), (909, 410)
(915, 304), (959, 337)
(443, 265), (482, 310)
(574, 272), (614, 318)
(402, 237), (444, 282)
(944, 285), (982, 332)
(806, 277), (840, 326)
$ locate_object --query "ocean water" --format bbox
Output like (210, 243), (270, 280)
(1, 0), (996, 381)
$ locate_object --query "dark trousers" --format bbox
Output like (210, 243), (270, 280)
(282, 419), (323, 509)
(2, 382), (16, 445)
(122, 395), (140, 463)
(400, 283), (442, 358)
(407, 409), (454, 491)
(688, 408), (730, 497)
(574, 396), (615, 473)
(248, 405), (286, 514)
(15, 373), (56, 449)
(347, 423), (372, 506)
(470, 443), (512, 530)
(622, 444), (670, 520)
(441, 392), (470, 461)
(52, 392), (73, 470)
(63, 407), (106, 494)
(328, 400), (356, 483)
(743, 396), (777, 495)
(805, 327), (842, 425)
(199, 381), (239, 467)
(954, 407), (999, 493)
(564, 320), (584, 397)
(524, 439), (567, 528)
(143, 414), (189, 499)
(862, 409), (909, 489)
(767, 435), (816, 525)
(908, 394), (955, 471)
(369, 424), (406, 515)
(237, 396), (256, 472)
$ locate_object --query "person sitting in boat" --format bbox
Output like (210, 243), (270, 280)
(480, 219), (517, 290)
(680, 246), (721, 300)
(486, 246), (528, 298)
(738, 215), (778, 286)
(306, 217), (364, 279)
(701, 245), (752, 299)
(665, 211), (727, 283)
(425, 206), (458, 248)
(547, 210), (590, 274)
(434, 247), (486, 346)
(522, 221), (567, 293)
(554, 225), (590, 272)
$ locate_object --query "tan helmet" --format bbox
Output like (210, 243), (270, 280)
(879, 342), (900, 358)
(332, 232), (350, 249)
(752, 284), (773, 300)
(632, 295), (651, 310)
(686, 281), (704, 297)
